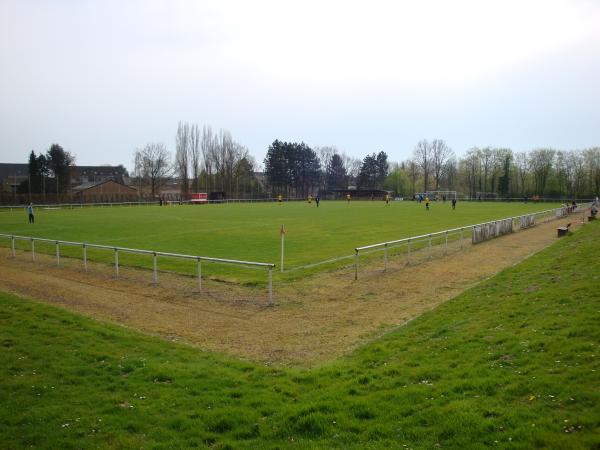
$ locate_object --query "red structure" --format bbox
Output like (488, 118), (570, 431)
(191, 193), (208, 204)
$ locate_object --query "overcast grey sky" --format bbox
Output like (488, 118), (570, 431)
(1, 0), (599, 170)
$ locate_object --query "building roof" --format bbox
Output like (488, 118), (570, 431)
(72, 179), (137, 192)
(71, 165), (128, 175)
(0, 163), (29, 181)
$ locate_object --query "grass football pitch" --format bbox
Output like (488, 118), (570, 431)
(0, 200), (561, 282)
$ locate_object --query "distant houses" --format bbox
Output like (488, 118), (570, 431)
(72, 180), (138, 202)
(0, 163), (29, 193)
(0, 163), (138, 204)
(70, 165), (128, 185)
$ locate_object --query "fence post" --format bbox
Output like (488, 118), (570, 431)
(354, 249), (359, 280)
(268, 267), (273, 305)
(428, 234), (432, 259)
(56, 241), (60, 266)
(197, 257), (202, 291)
(11, 236), (15, 257)
(83, 244), (87, 271)
(383, 243), (388, 271)
(153, 253), (158, 283)
(114, 248), (119, 278)
(31, 239), (35, 261)
(444, 231), (448, 255)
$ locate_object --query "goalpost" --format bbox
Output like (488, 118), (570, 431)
(421, 190), (457, 200)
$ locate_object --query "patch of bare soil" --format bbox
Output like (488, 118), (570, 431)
(0, 217), (585, 366)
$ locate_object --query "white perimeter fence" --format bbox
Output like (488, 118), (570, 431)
(353, 204), (591, 280)
(0, 201), (159, 211)
(0, 233), (275, 304)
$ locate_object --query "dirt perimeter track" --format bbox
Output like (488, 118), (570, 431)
(0, 217), (584, 366)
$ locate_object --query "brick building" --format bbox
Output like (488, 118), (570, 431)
(71, 180), (137, 202)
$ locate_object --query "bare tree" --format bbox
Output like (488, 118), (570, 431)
(444, 157), (457, 190)
(465, 150), (479, 198)
(133, 143), (171, 197)
(571, 151), (587, 198)
(584, 147), (600, 195)
(189, 124), (201, 193)
(529, 148), (555, 196)
(413, 139), (431, 192)
(175, 121), (190, 195)
(341, 154), (361, 185)
(480, 147), (493, 193)
(430, 139), (454, 190)
(201, 125), (216, 192)
(316, 146), (336, 191)
(555, 151), (570, 197)
(514, 152), (528, 197)
(407, 159), (419, 195)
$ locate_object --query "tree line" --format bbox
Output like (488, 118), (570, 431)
(132, 129), (600, 199)
(133, 122), (261, 198)
(20, 144), (75, 194)
(399, 144), (600, 199)
(263, 142), (389, 196)
(16, 130), (599, 201)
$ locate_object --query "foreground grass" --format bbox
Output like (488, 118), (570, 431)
(0, 201), (561, 283)
(1, 223), (599, 449)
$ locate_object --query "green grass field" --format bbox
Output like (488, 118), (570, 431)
(0, 201), (561, 283)
(0, 220), (598, 449)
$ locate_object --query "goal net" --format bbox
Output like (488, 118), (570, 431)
(421, 191), (457, 201)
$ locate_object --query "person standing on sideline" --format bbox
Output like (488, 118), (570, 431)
(27, 203), (34, 224)
(451, 198), (457, 210)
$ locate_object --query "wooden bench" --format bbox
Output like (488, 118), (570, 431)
(557, 222), (571, 237)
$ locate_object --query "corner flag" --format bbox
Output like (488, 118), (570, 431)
(280, 224), (285, 272)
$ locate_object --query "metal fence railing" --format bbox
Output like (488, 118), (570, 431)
(0, 197), (312, 210)
(0, 233), (275, 304)
(0, 201), (160, 211)
(353, 204), (591, 279)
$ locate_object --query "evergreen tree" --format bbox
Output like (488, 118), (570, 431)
(326, 153), (347, 189)
(498, 154), (511, 197)
(264, 140), (289, 196)
(46, 144), (75, 193)
(358, 151), (388, 189)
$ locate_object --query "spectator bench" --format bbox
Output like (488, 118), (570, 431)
(557, 223), (571, 237)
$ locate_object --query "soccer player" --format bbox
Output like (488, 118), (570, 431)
(346, 193), (351, 203)
(425, 196), (430, 210)
(385, 193), (391, 206)
(278, 194), (283, 204)
(451, 198), (457, 210)
(308, 194), (313, 206)
(315, 196), (320, 207)
(27, 203), (34, 224)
